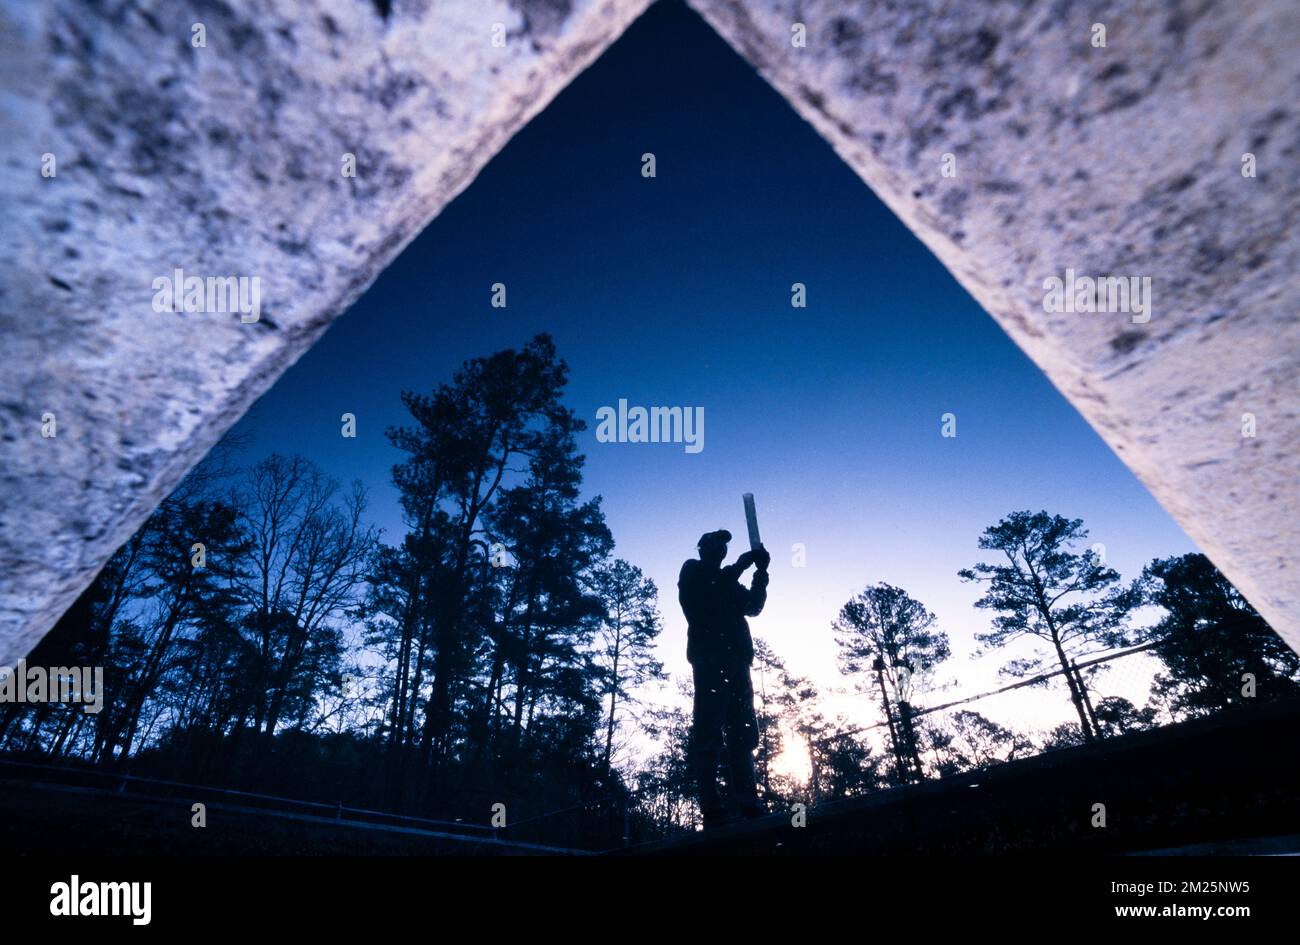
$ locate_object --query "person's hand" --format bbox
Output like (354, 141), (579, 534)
(753, 547), (771, 572)
(736, 550), (756, 569)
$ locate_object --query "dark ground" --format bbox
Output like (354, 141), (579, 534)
(4, 698), (1299, 856)
(639, 697), (1300, 856)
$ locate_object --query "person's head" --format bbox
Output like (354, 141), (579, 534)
(697, 529), (731, 566)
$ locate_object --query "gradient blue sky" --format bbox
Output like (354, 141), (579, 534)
(225, 1), (1197, 751)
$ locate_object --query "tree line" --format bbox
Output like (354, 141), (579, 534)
(629, 513), (1299, 834)
(2, 334), (1296, 847)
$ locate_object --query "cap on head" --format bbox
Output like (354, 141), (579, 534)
(697, 529), (732, 550)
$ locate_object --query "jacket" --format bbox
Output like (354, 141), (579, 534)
(678, 558), (768, 665)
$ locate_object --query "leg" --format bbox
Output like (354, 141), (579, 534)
(723, 663), (762, 816)
(691, 661), (727, 824)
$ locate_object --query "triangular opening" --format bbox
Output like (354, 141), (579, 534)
(8, 0), (1296, 855)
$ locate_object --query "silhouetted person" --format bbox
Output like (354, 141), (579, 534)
(678, 529), (770, 828)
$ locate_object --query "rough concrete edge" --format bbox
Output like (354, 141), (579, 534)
(0, 0), (654, 663)
(686, 0), (1299, 653)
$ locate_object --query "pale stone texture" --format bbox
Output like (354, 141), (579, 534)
(688, 0), (1300, 651)
(2, 0), (1297, 662)
(0, 0), (652, 663)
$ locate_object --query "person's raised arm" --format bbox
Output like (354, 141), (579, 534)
(722, 550), (756, 582)
(740, 547), (770, 617)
